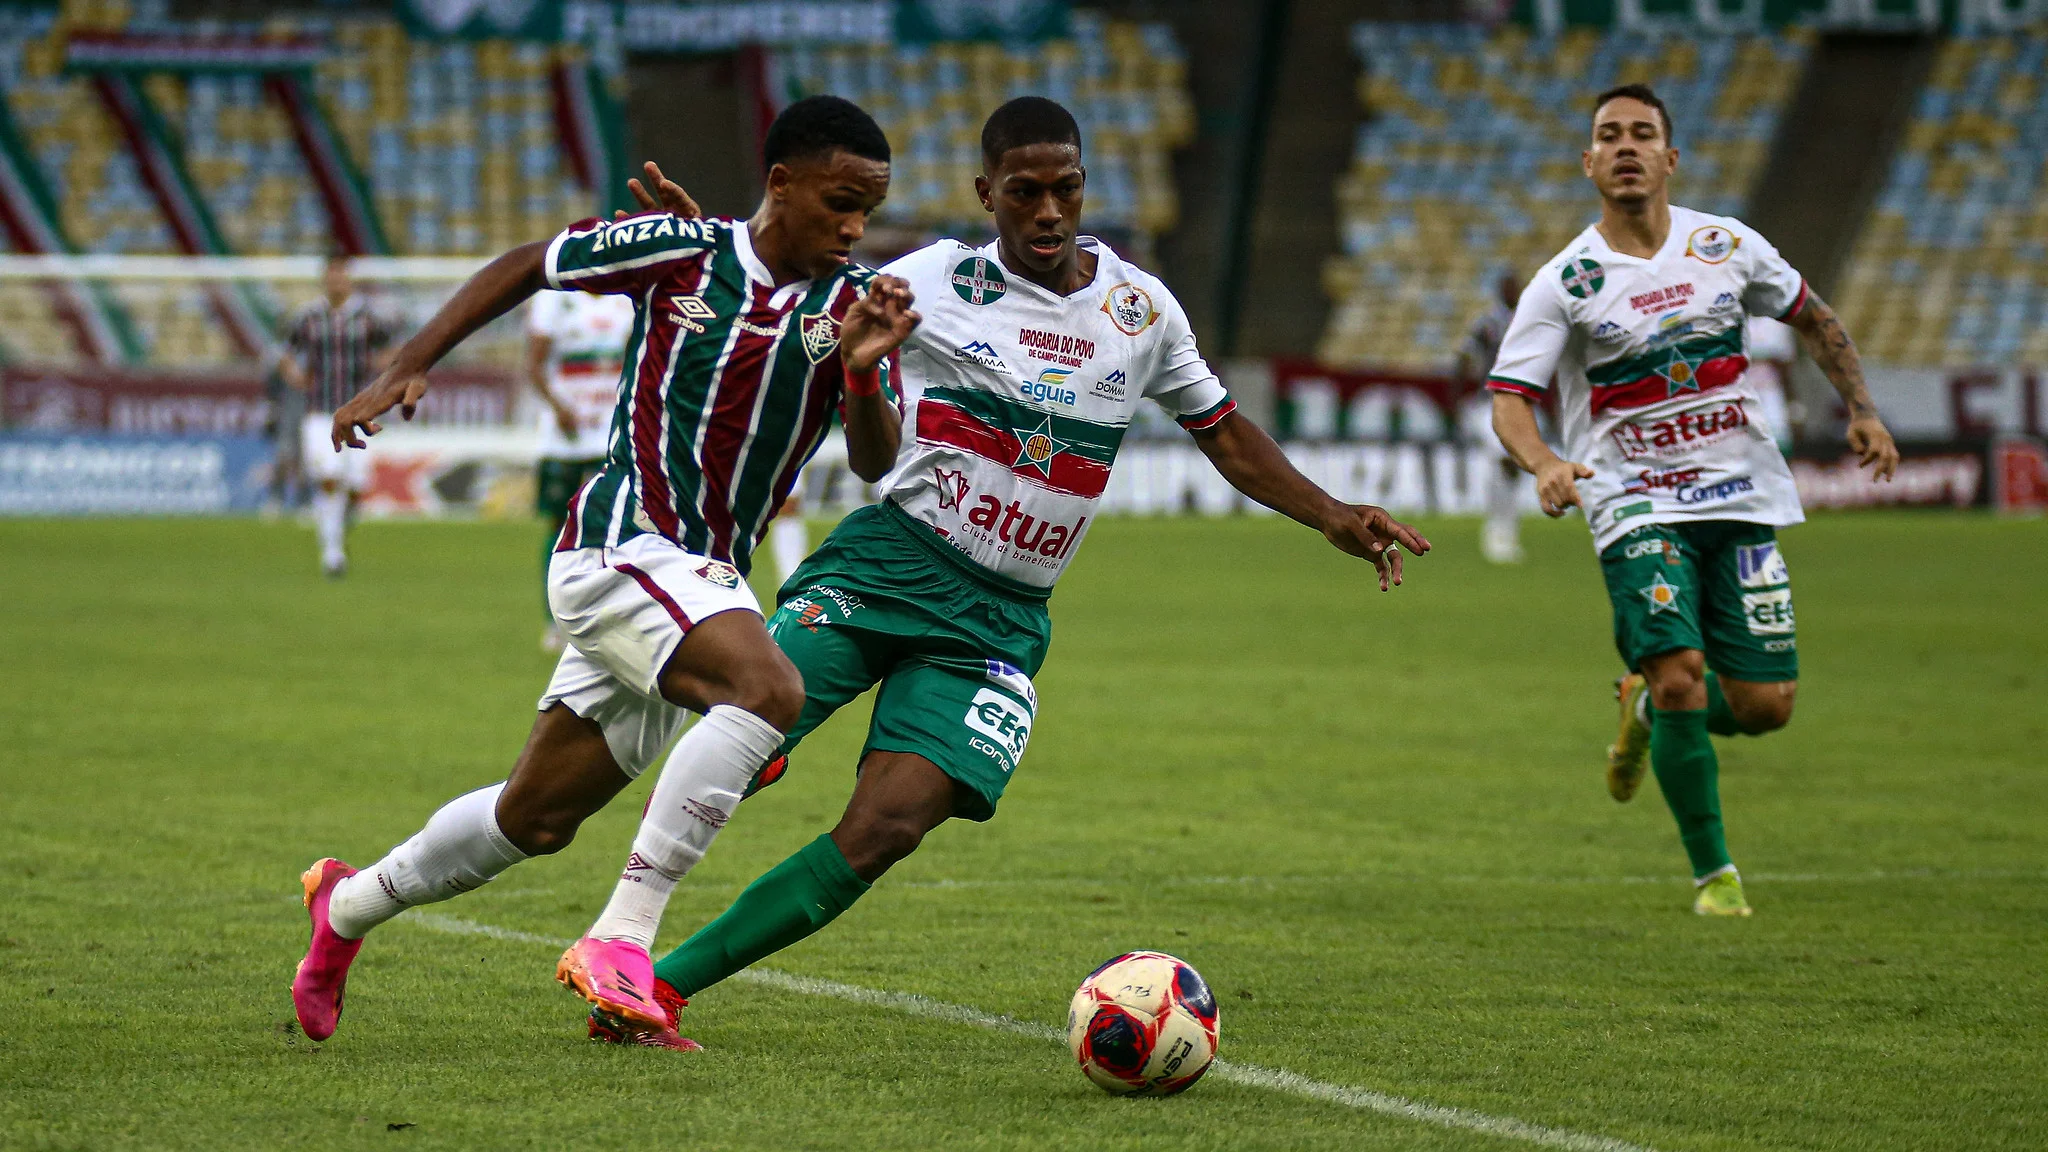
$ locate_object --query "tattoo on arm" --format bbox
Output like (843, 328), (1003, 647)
(1792, 294), (1878, 421)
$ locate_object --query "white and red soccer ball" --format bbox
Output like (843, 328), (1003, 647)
(1067, 950), (1219, 1095)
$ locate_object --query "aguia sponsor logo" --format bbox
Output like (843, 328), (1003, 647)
(1024, 367), (1077, 406)
(961, 494), (1085, 560)
(1629, 282), (1694, 314)
(1608, 401), (1750, 460)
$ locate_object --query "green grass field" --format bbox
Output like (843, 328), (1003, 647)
(2, 511), (2043, 1151)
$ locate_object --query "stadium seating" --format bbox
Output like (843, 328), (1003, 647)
(1835, 34), (2048, 369)
(778, 12), (1194, 240)
(1322, 23), (1809, 373)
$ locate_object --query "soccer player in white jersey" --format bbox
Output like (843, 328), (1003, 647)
(1486, 84), (1899, 916)
(1455, 270), (1528, 563)
(574, 98), (1432, 1048)
(524, 288), (636, 651)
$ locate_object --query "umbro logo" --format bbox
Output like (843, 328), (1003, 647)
(682, 799), (731, 829)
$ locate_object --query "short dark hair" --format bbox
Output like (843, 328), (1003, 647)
(980, 96), (1082, 171)
(1592, 83), (1673, 145)
(761, 95), (890, 175)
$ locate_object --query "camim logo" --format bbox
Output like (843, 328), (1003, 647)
(951, 256), (1007, 305)
(1010, 414), (1070, 477)
(1639, 572), (1682, 615)
(1561, 258), (1605, 299)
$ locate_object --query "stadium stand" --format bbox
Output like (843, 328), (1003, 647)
(1835, 33), (2048, 370)
(1321, 23), (1809, 373)
(777, 12), (1193, 239)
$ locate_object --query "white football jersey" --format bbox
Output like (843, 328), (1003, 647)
(526, 289), (636, 460)
(1487, 205), (1809, 552)
(877, 237), (1234, 589)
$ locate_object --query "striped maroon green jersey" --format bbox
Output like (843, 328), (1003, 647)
(543, 212), (893, 573)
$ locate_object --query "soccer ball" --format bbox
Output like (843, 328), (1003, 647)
(1067, 951), (1219, 1096)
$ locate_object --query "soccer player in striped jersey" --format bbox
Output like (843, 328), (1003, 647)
(583, 98), (1433, 1049)
(289, 97), (921, 1045)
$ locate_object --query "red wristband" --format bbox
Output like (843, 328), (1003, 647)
(844, 361), (881, 398)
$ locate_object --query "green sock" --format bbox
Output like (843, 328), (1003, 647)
(653, 834), (870, 998)
(1649, 707), (1731, 878)
(1703, 672), (1742, 736)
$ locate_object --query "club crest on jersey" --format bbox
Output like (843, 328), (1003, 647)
(1686, 226), (1737, 264)
(798, 311), (841, 364)
(694, 560), (742, 589)
(1639, 572), (1682, 615)
(934, 466), (970, 510)
(1010, 414), (1070, 477)
(1101, 282), (1158, 335)
(1655, 347), (1702, 396)
(1561, 258), (1605, 299)
(951, 256), (1007, 305)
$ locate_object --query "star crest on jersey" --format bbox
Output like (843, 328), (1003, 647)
(1562, 258), (1605, 299)
(1655, 347), (1702, 397)
(798, 311), (841, 364)
(1640, 572), (1682, 615)
(1010, 415), (1069, 477)
(951, 256), (1007, 305)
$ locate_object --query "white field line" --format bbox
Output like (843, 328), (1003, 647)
(404, 913), (1661, 1152)
(890, 867), (2044, 891)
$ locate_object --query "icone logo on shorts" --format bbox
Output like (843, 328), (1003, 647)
(964, 688), (1031, 770)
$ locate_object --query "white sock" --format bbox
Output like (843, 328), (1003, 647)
(1696, 863), (1739, 887)
(587, 704), (784, 949)
(327, 782), (528, 939)
(1485, 467), (1520, 545)
(1635, 689), (1651, 727)
(769, 515), (808, 587)
(314, 488), (347, 568)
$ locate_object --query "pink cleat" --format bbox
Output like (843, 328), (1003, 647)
(588, 976), (702, 1050)
(292, 858), (364, 1041)
(556, 936), (668, 1029)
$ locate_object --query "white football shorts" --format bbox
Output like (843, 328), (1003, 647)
(538, 533), (762, 778)
(301, 412), (371, 489)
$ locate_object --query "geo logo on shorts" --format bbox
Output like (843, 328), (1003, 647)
(694, 560), (742, 589)
(964, 688), (1032, 772)
(1735, 542), (1788, 588)
(1742, 588), (1795, 635)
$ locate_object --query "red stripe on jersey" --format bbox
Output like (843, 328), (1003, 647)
(554, 474), (592, 552)
(1176, 398), (1236, 432)
(696, 283), (781, 558)
(757, 284), (862, 551)
(1589, 355), (1748, 414)
(1779, 279), (1809, 322)
(1486, 375), (1545, 399)
(628, 302), (684, 540)
(917, 398), (1112, 499)
(615, 562), (693, 633)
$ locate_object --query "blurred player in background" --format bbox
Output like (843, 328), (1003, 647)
(583, 98), (1430, 1049)
(1744, 315), (1801, 452)
(524, 288), (636, 651)
(277, 254), (399, 578)
(1456, 270), (1527, 563)
(289, 98), (918, 1046)
(1487, 84), (1898, 916)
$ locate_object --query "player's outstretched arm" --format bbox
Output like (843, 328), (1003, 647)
(1492, 393), (1591, 517)
(1786, 292), (1898, 481)
(1190, 410), (1429, 592)
(837, 276), (917, 482)
(332, 241), (548, 450)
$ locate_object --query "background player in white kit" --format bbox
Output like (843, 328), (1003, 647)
(1456, 269), (1529, 563)
(1487, 84), (1898, 916)
(523, 288), (636, 651)
(575, 97), (1431, 1048)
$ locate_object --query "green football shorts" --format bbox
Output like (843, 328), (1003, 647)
(1600, 520), (1798, 682)
(536, 457), (605, 519)
(764, 501), (1052, 821)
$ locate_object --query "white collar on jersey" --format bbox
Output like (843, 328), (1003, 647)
(730, 217), (817, 309)
(1583, 205), (1697, 265)
(982, 234), (1119, 302)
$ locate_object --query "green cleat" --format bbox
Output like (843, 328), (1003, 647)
(1606, 673), (1651, 802)
(1693, 869), (1752, 917)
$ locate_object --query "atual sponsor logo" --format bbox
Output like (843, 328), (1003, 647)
(1686, 225), (1736, 264)
(1629, 282), (1695, 314)
(1024, 366), (1077, 406)
(933, 465), (970, 510)
(961, 496), (1086, 567)
(1018, 327), (1095, 367)
(1735, 541), (1788, 588)
(1101, 282), (1157, 335)
(1675, 474), (1754, 504)
(963, 687), (1032, 769)
(1091, 369), (1128, 401)
(955, 340), (1011, 374)
(1742, 587), (1794, 635)
(1608, 401), (1750, 461)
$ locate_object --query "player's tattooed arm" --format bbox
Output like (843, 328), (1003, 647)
(1787, 293), (1899, 481)
(1191, 410), (1430, 591)
(1492, 393), (1592, 517)
(333, 242), (548, 449)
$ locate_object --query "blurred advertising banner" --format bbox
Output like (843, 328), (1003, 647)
(0, 433), (271, 515)
(1, 367), (516, 433)
(347, 427), (539, 519)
